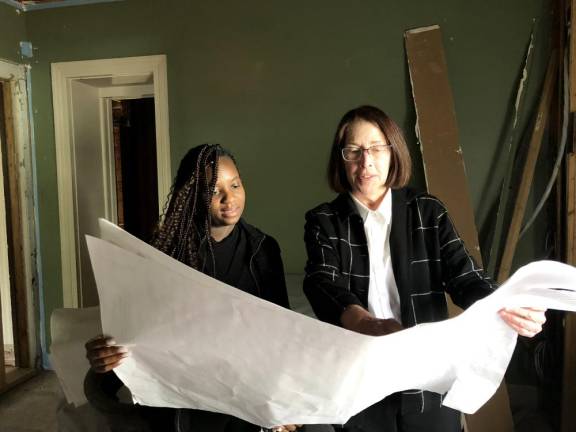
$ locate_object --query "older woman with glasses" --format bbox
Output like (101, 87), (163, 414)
(303, 105), (546, 432)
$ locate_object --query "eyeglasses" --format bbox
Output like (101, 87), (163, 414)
(341, 144), (391, 162)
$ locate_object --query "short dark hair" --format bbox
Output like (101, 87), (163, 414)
(327, 105), (412, 193)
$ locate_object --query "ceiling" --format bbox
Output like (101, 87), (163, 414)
(17, 0), (62, 4)
(2, 0), (123, 11)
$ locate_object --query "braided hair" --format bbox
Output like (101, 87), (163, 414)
(151, 143), (237, 271)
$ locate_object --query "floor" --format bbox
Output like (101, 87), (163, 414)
(0, 280), (559, 432)
(0, 370), (560, 432)
(0, 371), (62, 432)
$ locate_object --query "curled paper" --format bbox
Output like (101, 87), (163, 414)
(87, 219), (576, 427)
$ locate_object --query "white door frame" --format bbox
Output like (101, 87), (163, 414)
(51, 55), (171, 308)
(0, 58), (37, 365)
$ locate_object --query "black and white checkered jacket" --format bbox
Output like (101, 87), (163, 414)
(303, 187), (496, 414)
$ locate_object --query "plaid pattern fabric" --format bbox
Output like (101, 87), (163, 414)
(303, 188), (496, 414)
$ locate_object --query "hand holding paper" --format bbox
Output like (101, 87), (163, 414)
(498, 306), (547, 337)
(85, 335), (129, 373)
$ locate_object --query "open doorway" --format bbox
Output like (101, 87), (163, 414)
(69, 77), (163, 307)
(112, 98), (159, 242)
(51, 55), (171, 308)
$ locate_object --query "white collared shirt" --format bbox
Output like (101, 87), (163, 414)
(350, 191), (401, 322)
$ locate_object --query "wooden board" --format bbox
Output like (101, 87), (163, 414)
(554, 0), (566, 262)
(405, 25), (513, 432)
(565, 152), (576, 270)
(562, 314), (576, 431)
(497, 55), (557, 283)
(570, 0), (576, 112)
(562, 154), (576, 431)
(0, 82), (6, 388)
(488, 29), (536, 277)
(405, 25), (482, 265)
(0, 275), (4, 388)
(564, 6), (576, 426)
(0, 79), (29, 368)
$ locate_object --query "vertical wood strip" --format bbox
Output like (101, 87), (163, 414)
(0, 297), (4, 387)
(497, 55), (557, 283)
(0, 82), (7, 387)
(570, 0), (576, 112)
(487, 30), (536, 277)
(566, 155), (576, 263)
(562, 312), (576, 432)
(1, 79), (29, 368)
(561, 8), (575, 424)
(554, 0), (567, 262)
(562, 153), (576, 432)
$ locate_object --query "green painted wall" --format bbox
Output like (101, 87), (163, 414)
(23, 0), (552, 344)
(0, 2), (26, 62)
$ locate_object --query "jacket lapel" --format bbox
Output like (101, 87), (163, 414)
(390, 189), (411, 322)
(332, 193), (370, 306)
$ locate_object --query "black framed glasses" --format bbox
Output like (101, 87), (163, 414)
(341, 144), (391, 162)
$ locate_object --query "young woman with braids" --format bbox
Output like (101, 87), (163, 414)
(83, 144), (298, 432)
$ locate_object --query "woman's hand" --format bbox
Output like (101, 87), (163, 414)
(85, 335), (129, 373)
(271, 425), (301, 432)
(498, 307), (547, 338)
(341, 305), (403, 336)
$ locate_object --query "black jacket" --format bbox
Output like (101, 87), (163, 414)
(237, 219), (290, 308)
(303, 188), (495, 413)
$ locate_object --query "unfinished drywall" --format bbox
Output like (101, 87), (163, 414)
(21, 0), (552, 346)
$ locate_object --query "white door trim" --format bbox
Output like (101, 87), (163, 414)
(99, 97), (116, 223)
(51, 55), (171, 308)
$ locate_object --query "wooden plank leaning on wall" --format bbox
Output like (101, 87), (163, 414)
(405, 25), (513, 432)
(0, 81), (7, 388)
(0, 78), (30, 372)
(562, 1), (576, 428)
(496, 55), (557, 283)
(563, 152), (576, 432)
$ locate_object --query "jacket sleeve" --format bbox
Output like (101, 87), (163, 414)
(303, 210), (363, 326)
(263, 236), (291, 309)
(437, 203), (497, 309)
